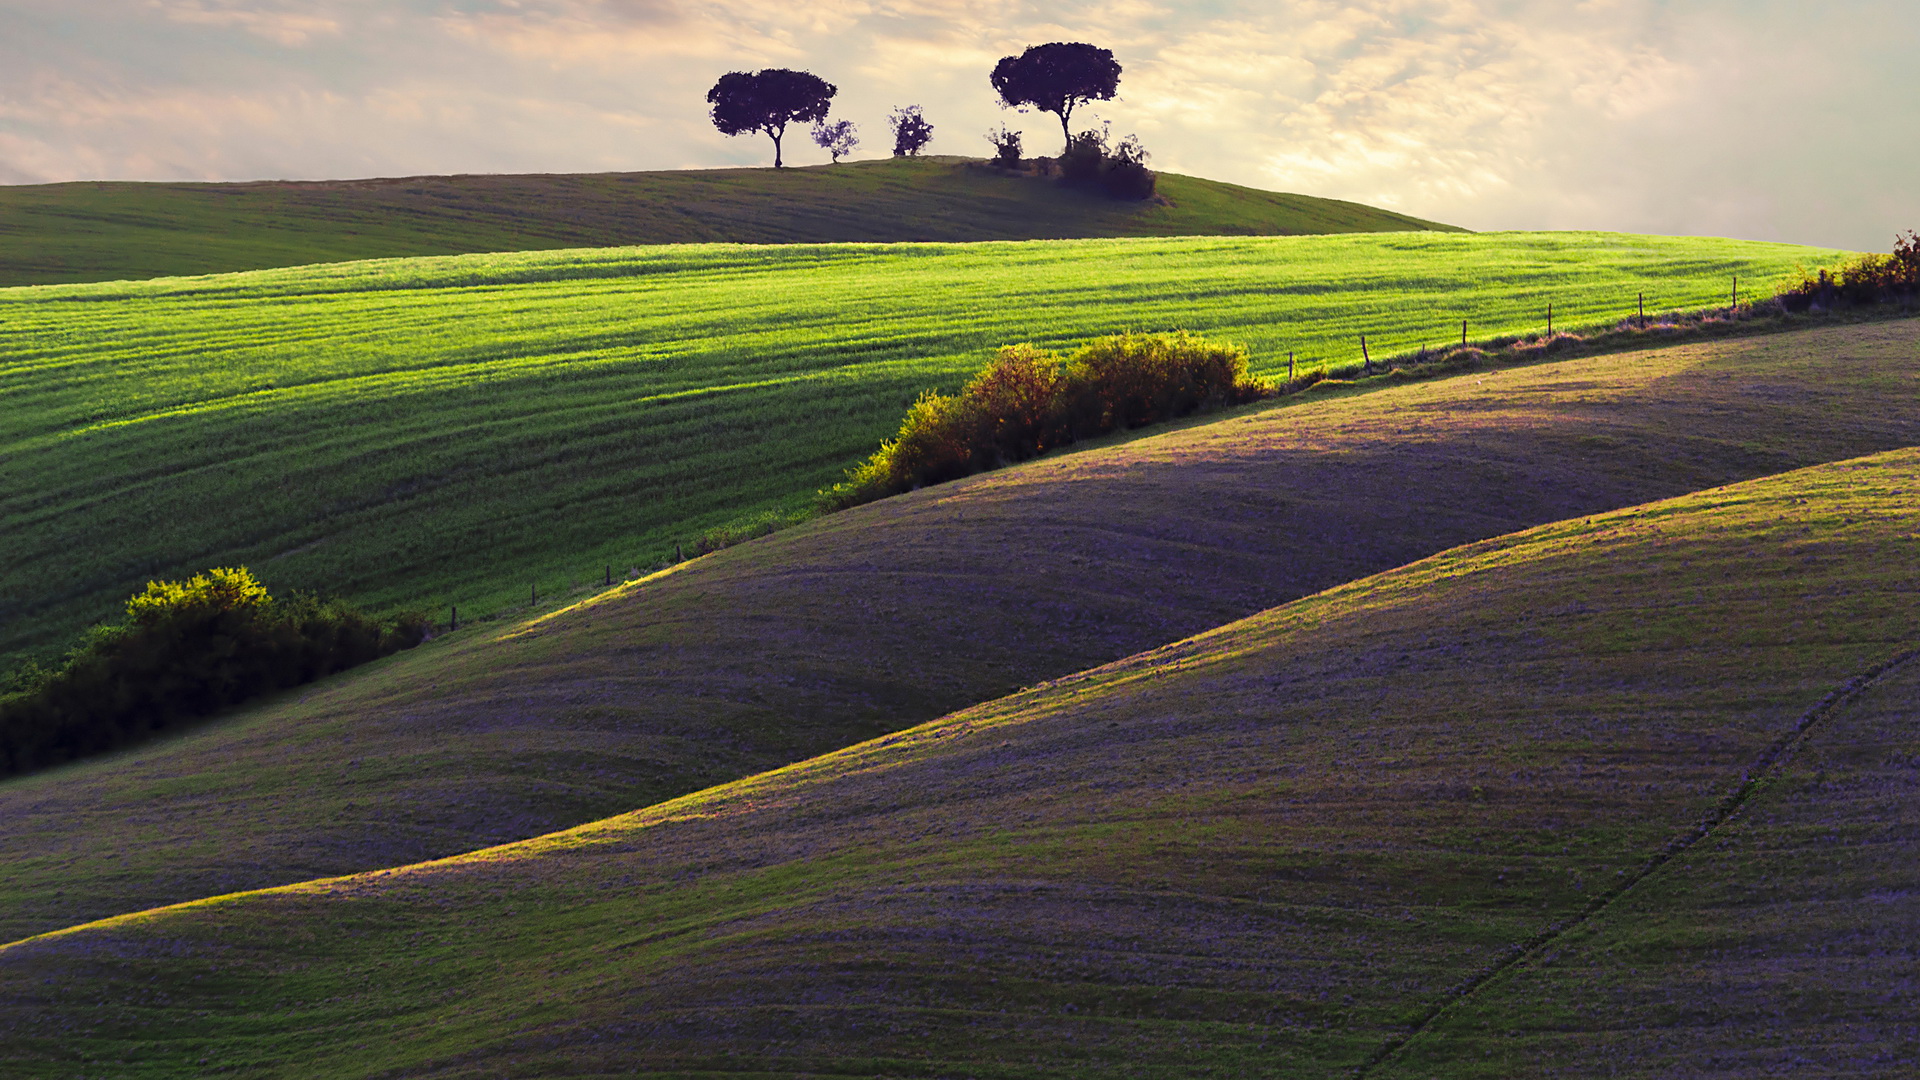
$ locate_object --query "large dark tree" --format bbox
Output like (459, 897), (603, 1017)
(990, 42), (1121, 152)
(706, 68), (837, 168)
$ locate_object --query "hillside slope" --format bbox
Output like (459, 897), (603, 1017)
(0, 231), (1849, 664)
(0, 157), (1458, 287)
(2, 447), (1914, 1077)
(3, 320), (1916, 944)
(1382, 654), (1920, 1078)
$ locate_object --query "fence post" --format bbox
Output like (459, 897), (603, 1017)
(1639, 292), (1645, 327)
(1361, 335), (1372, 376)
(675, 543), (684, 563)
(1288, 351), (1294, 381)
(450, 605), (457, 631)
(1547, 304), (1553, 337)
(1733, 275), (1739, 308)
(605, 564), (612, 587)
(531, 583), (537, 605)
(1461, 319), (1467, 347)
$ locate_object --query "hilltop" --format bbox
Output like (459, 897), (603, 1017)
(0, 231), (1846, 667)
(3, 319), (1915, 944)
(4, 440), (1914, 1077)
(0, 157), (1458, 286)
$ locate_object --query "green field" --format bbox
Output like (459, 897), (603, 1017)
(5, 320), (1915, 948)
(0, 231), (1850, 664)
(0, 157), (1457, 287)
(4, 438), (1913, 1077)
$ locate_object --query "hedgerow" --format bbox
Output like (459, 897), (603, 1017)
(1779, 230), (1920, 310)
(0, 567), (426, 777)
(821, 332), (1268, 508)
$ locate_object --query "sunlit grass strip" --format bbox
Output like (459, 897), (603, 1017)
(0, 231), (1851, 663)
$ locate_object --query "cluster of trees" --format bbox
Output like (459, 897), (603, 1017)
(705, 41), (1154, 198)
(0, 567), (427, 777)
(820, 333), (1269, 509)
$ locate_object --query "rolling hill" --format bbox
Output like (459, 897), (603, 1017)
(0, 231), (1850, 666)
(3, 319), (1915, 947)
(3, 440), (1913, 1077)
(0, 157), (1459, 287)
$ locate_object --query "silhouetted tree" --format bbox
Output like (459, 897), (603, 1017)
(706, 68), (837, 168)
(889, 105), (934, 156)
(990, 42), (1121, 152)
(812, 118), (859, 163)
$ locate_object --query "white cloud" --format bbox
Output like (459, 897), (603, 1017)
(0, 0), (1912, 247)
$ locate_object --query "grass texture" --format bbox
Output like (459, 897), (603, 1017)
(0, 157), (1457, 287)
(2, 441), (1915, 1077)
(0, 230), (1850, 664)
(2, 320), (1916, 946)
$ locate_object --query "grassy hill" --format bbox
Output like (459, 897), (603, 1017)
(0, 157), (1459, 287)
(3, 320), (1916, 945)
(0, 231), (1850, 666)
(3, 442), (1913, 1077)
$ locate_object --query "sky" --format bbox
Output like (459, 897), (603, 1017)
(0, 0), (1913, 249)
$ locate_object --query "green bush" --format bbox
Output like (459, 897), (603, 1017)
(823, 333), (1267, 508)
(1780, 230), (1919, 310)
(0, 567), (426, 777)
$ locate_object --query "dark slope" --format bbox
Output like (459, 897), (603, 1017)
(0, 157), (1457, 286)
(2, 320), (1917, 945)
(1382, 644), (1920, 1078)
(2, 448), (1915, 1077)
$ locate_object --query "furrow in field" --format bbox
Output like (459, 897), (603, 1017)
(1377, 644), (1920, 1078)
(1, 321), (1915, 946)
(3, 445), (1915, 1077)
(1362, 645), (1920, 1076)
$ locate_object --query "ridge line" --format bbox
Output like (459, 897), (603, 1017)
(1352, 642), (1920, 1078)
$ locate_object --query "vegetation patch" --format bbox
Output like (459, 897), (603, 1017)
(5, 448), (1917, 1077)
(0, 231), (1848, 664)
(0, 568), (424, 778)
(822, 332), (1268, 508)
(0, 158), (1458, 288)
(1776, 229), (1920, 309)
(4, 321), (1917, 945)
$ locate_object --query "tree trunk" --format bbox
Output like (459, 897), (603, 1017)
(771, 130), (784, 168)
(1058, 108), (1073, 153)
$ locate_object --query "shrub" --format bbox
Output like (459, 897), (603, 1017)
(1102, 134), (1156, 200)
(1059, 126), (1109, 185)
(0, 568), (426, 777)
(986, 124), (1023, 168)
(1779, 230), (1919, 310)
(1056, 124), (1156, 199)
(821, 333), (1268, 509)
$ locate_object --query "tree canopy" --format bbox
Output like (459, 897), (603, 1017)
(707, 68), (838, 168)
(990, 43), (1121, 151)
(888, 105), (934, 157)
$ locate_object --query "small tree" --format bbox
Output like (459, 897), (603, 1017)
(811, 119), (859, 163)
(990, 42), (1121, 153)
(889, 106), (934, 156)
(985, 124), (1023, 168)
(706, 68), (837, 168)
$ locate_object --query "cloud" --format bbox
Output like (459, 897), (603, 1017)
(146, 0), (343, 47)
(0, 0), (1911, 248)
